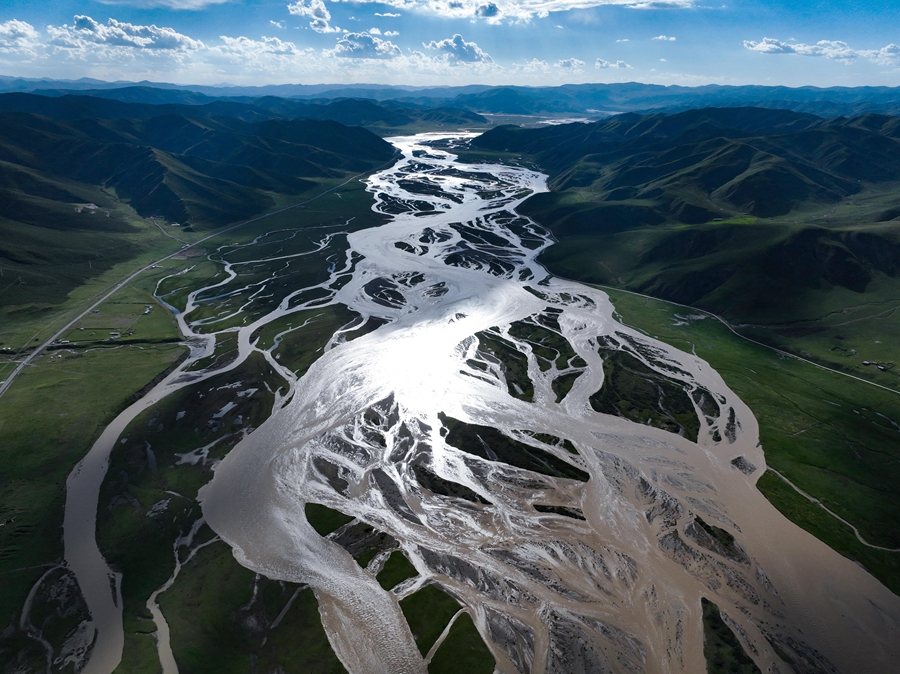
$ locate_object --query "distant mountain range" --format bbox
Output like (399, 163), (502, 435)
(0, 90), (487, 132)
(471, 107), (900, 324)
(3, 75), (900, 117)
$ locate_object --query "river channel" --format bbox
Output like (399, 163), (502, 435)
(64, 133), (900, 674)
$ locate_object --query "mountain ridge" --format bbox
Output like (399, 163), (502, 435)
(469, 107), (900, 327)
(5, 77), (900, 117)
(0, 96), (399, 306)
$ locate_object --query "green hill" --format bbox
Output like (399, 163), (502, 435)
(0, 98), (398, 308)
(471, 108), (900, 338)
(0, 91), (488, 134)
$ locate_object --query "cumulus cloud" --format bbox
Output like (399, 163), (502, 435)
(556, 57), (585, 72)
(270, 20), (285, 28)
(327, 31), (401, 59)
(96, 0), (230, 8)
(743, 37), (900, 65)
(374, 12), (401, 17)
(0, 14), (511, 84)
(517, 57), (549, 72)
(652, 35), (675, 41)
(384, 30), (399, 36)
(217, 35), (301, 57)
(476, 3), (501, 18)
(870, 43), (900, 65)
(595, 58), (632, 68)
(424, 34), (492, 63)
(332, 0), (696, 23)
(47, 15), (204, 51)
(0, 19), (40, 52)
(288, 0), (341, 33)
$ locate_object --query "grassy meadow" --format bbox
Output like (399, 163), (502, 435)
(600, 286), (900, 593)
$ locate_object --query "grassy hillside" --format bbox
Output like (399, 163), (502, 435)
(601, 287), (900, 594)
(470, 108), (900, 382)
(0, 177), (388, 671)
(0, 97), (398, 320)
(469, 109), (900, 593)
(0, 91), (489, 135)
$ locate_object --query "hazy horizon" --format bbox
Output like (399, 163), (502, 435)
(0, 0), (897, 88)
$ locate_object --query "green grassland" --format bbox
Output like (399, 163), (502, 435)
(0, 212), (188, 373)
(537, 187), (900, 388)
(0, 164), (394, 668)
(701, 598), (761, 674)
(427, 612), (495, 674)
(400, 584), (463, 656)
(397, 583), (495, 672)
(467, 108), (900, 390)
(157, 540), (347, 674)
(376, 550), (419, 591)
(305, 503), (355, 538)
(0, 337), (186, 663)
(599, 286), (900, 593)
(589, 348), (701, 442)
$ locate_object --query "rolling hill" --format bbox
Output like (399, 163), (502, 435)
(470, 107), (900, 332)
(0, 95), (399, 306)
(0, 90), (488, 133)
(6, 77), (900, 117)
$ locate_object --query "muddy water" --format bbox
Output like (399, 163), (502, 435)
(199, 135), (900, 673)
(70, 134), (900, 674)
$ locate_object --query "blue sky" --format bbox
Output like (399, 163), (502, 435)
(0, 0), (898, 87)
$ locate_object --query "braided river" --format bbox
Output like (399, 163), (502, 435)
(66, 134), (900, 674)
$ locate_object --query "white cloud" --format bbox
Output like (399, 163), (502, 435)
(0, 19), (40, 52)
(95, 0), (230, 8)
(870, 43), (900, 65)
(47, 15), (204, 51)
(374, 12), (401, 17)
(517, 57), (550, 72)
(288, 0), (341, 33)
(369, 27), (381, 34)
(616, 38), (629, 42)
(424, 34), (492, 63)
(743, 37), (794, 54)
(332, 0), (696, 23)
(556, 57), (585, 72)
(595, 58), (632, 68)
(326, 31), (401, 59)
(384, 30), (399, 37)
(216, 35), (301, 57)
(743, 37), (900, 65)
(270, 20), (285, 29)
(652, 35), (675, 41)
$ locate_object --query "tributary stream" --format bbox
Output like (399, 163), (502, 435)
(65, 134), (900, 674)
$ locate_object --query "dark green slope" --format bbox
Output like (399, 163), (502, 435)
(0, 109), (397, 227)
(0, 98), (397, 308)
(472, 107), (900, 328)
(438, 83), (900, 117)
(0, 91), (488, 134)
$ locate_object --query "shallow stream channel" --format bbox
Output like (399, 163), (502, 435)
(64, 134), (900, 674)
